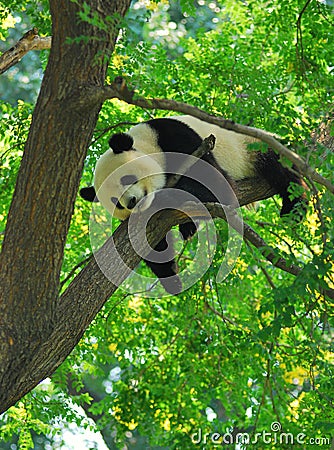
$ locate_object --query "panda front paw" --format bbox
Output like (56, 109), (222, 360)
(160, 275), (183, 295)
(179, 221), (197, 240)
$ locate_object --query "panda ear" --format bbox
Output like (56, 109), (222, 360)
(80, 186), (99, 202)
(109, 133), (134, 154)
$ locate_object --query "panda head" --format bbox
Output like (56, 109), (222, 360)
(80, 132), (165, 220)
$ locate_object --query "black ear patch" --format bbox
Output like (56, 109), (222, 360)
(80, 186), (99, 202)
(109, 133), (134, 154)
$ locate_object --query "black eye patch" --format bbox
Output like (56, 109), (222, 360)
(111, 197), (125, 210)
(120, 175), (138, 186)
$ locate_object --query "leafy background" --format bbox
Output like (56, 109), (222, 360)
(0, 0), (333, 448)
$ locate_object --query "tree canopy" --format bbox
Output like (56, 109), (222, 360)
(0, 0), (333, 448)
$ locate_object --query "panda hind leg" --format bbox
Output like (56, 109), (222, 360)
(255, 150), (308, 220)
(143, 236), (183, 295)
(179, 221), (197, 240)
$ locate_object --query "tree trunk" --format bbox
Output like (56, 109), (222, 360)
(0, 0), (131, 413)
(1, 0), (319, 414)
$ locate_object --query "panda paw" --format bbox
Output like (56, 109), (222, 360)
(179, 221), (197, 241)
(160, 275), (183, 295)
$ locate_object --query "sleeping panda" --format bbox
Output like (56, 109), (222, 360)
(80, 115), (306, 294)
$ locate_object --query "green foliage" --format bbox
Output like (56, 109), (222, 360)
(1, 0), (334, 449)
(0, 10), (49, 105)
(1, 0), (51, 34)
(0, 101), (32, 240)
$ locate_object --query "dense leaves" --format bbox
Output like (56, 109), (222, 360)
(1, 0), (333, 448)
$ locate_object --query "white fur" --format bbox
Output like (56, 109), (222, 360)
(172, 115), (257, 179)
(94, 149), (165, 220)
(94, 115), (259, 220)
(122, 116), (258, 179)
(128, 123), (167, 170)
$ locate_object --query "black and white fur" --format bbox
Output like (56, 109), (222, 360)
(80, 115), (306, 293)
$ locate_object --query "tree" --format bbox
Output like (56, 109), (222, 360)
(0, 0), (333, 448)
(0, 0), (132, 413)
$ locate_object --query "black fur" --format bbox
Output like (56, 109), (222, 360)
(109, 133), (134, 153)
(147, 118), (202, 157)
(120, 175), (138, 186)
(80, 186), (98, 202)
(143, 237), (183, 295)
(148, 118), (238, 206)
(179, 221), (197, 240)
(143, 119), (239, 290)
(255, 150), (307, 217)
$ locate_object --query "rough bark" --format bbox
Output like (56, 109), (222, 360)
(0, 0), (131, 413)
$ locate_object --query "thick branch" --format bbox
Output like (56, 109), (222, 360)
(95, 78), (334, 194)
(0, 175), (274, 414)
(1, 27), (332, 415)
(0, 28), (51, 75)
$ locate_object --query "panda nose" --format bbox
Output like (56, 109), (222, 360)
(127, 196), (137, 210)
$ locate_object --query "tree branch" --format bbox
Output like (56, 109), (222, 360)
(206, 203), (301, 276)
(94, 77), (334, 194)
(0, 28), (51, 75)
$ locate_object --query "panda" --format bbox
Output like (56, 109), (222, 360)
(80, 115), (307, 294)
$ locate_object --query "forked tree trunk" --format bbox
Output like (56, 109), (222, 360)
(2, 0), (326, 415)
